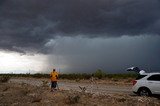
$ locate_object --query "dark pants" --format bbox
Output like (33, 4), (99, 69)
(51, 81), (57, 89)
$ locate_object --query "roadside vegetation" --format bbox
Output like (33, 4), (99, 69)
(0, 75), (11, 83)
(0, 69), (137, 80)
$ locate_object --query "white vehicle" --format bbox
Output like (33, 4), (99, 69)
(132, 73), (160, 96)
(127, 67), (160, 96)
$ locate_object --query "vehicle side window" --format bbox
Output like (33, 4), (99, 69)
(136, 75), (147, 80)
(147, 74), (160, 81)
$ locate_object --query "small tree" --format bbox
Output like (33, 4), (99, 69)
(94, 69), (106, 79)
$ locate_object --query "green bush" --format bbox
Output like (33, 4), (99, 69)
(59, 73), (92, 80)
(0, 72), (137, 80)
(104, 73), (137, 80)
(93, 69), (106, 79)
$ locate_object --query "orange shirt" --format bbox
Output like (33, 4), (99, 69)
(50, 71), (58, 81)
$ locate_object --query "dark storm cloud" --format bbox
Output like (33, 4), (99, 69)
(0, 0), (160, 53)
(46, 36), (160, 73)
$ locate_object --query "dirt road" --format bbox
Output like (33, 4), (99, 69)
(10, 78), (133, 95)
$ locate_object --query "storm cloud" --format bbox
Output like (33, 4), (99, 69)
(0, 0), (160, 53)
(46, 36), (160, 73)
(0, 0), (160, 73)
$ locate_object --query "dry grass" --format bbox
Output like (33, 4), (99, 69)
(0, 76), (10, 83)
(0, 78), (160, 106)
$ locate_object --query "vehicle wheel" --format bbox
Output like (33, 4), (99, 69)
(138, 88), (151, 96)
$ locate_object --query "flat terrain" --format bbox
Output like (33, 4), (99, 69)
(0, 77), (160, 106)
(10, 78), (132, 94)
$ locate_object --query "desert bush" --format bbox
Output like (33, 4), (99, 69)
(93, 69), (106, 79)
(42, 80), (49, 87)
(0, 72), (136, 80)
(105, 73), (137, 79)
(75, 79), (81, 82)
(0, 75), (11, 83)
(31, 73), (49, 78)
(65, 95), (80, 104)
(59, 73), (92, 80)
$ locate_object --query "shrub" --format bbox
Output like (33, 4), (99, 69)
(93, 69), (106, 79)
(59, 73), (92, 80)
(65, 95), (80, 104)
(105, 73), (137, 79)
(0, 75), (11, 83)
(31, 73), (49, 78)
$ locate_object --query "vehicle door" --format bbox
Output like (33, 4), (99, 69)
(147, 74), (160, 94)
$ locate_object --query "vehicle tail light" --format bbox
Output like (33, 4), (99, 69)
(132, 80), (137, 86)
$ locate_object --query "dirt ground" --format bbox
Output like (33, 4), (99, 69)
(0, 78), (160, 106)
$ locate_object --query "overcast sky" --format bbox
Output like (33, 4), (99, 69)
(0, 0), (160, 73)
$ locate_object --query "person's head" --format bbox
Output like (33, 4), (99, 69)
(53, 69), (56, 72)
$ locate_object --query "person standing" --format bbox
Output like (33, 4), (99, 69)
(50, 69), (59, 92)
